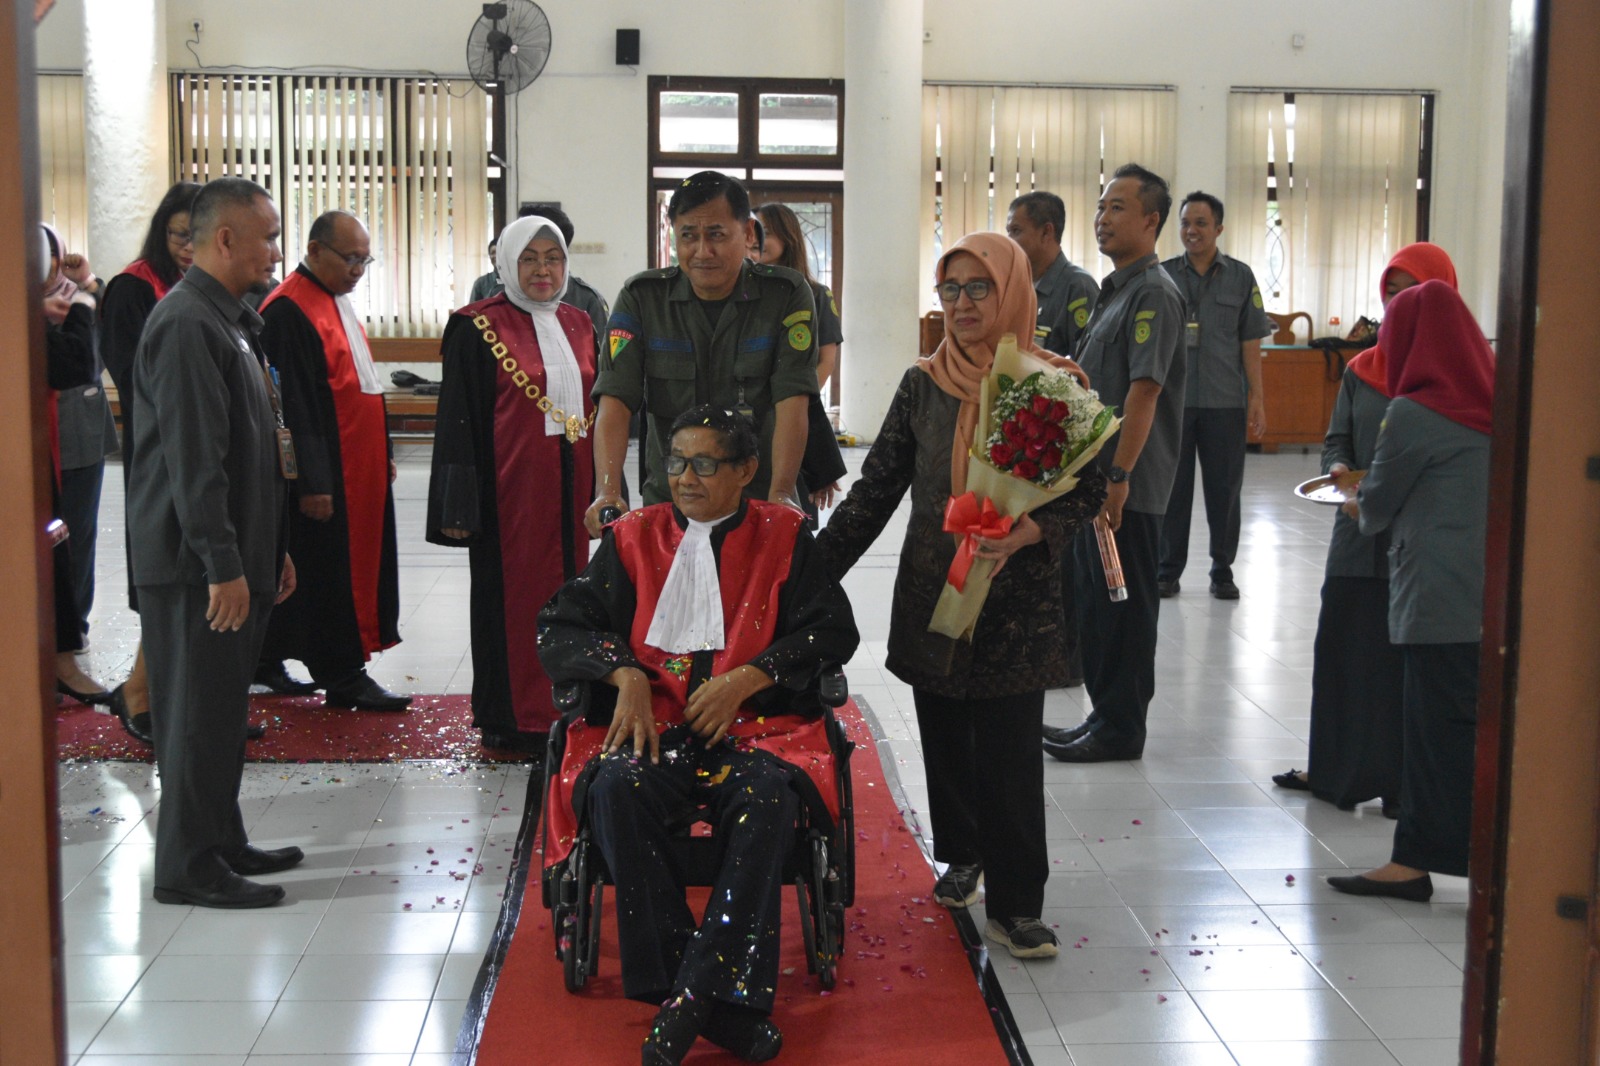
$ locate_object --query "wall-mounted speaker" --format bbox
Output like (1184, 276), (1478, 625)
(616, 28), (640, 66)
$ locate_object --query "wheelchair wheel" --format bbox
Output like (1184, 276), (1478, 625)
(563, 840), (595, 993)
(794, 874), (819, 978)
(811, 836), (838, 988)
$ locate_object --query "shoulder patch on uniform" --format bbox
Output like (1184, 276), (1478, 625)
(826, 288), (839, 317)
(1067, 296), (1089, 311)
(1134, 320), (1152, 344)
(788, 321), (812, 351)
(1134, 310), (1157, 322)
(782, 310), (813, 328)
(608, 329), (634, 361)
(1251, 286), (1264, 309)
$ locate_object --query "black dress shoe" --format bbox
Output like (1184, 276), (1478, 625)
(1044, 732), (1142, 763)
(58, 679), (112, 706)
(154, 872), (286, 909)
(1271, 768), (1312, 791)
(246, 722), (267, 740)
(642, 990), (712, 1066)
(1209, 578), (1241, 600)
(254, 661), (319, 695)
(225, 844), (305, 876)
(703, 1003), (783, 1062)
(1043, 721), (1092, 746)
(324, 672), (412, 712)
(1157, 578), (1180, 598)
(1326, 872), (1433, 902)
(107, 684), (154, 745)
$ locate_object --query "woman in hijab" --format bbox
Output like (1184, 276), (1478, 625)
(96, 180), (202, 744)
(816, 233), (1105, 958)
(1273, 243), (1459, 813)
(426, 215), (598, 754)
(40, 223), (113, 706)
(1326, 279), (1494, 901)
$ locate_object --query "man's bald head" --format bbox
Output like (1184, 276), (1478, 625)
(305, 210), (371, 295)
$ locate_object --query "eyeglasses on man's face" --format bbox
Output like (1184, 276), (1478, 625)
(318, 243), (376, 269)
(665, 453), (737, 477)
(936, 279), (992, 303)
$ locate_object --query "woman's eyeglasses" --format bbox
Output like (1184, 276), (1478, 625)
(936, 279), (992, 303)
(167, 228), (194, 246)
(665, 454), (735, 477)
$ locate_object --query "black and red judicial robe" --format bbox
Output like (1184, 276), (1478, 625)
(535, 499), (860, 868)
(426, 295), (597, 735)
(258, 266), (400, 680)
(100, 259), (176, 612)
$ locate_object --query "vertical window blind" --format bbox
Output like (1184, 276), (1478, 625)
(921, 84), (1178, 290)
(171, 73), (489, 337)
(1227, 91), (1426, 327)
(37, 74), (89, 258)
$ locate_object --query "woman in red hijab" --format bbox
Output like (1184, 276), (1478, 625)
(1327, 279), (1494, 901)
(1272, 243), (1458, 812)
(816, 233), (1105, 958)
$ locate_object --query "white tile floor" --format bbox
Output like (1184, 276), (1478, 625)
(58, 442), (1465, 1065)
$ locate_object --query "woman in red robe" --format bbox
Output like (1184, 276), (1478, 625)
(426, 215), (597, 751)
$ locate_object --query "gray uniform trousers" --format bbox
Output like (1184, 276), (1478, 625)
(143, 585), (275, 890)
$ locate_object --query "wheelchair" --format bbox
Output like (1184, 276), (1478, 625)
(538, 666), (855, 995)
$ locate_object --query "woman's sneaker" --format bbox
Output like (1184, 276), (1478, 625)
(933, 863), (984, 908)
(985, 917), (1060, 959)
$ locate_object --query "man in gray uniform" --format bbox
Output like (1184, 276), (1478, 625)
(1045, 164), (1186, 763)
(129, 177), (303, 908)
(1007, 190), (1100, 687)
(1157, 191), (1275, 600)
(585, 171), (818, 533)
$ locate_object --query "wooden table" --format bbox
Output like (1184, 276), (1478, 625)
(1255, 344), (1347, 452)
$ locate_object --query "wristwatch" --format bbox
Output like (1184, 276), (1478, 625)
(1106, 464), (1130, 484)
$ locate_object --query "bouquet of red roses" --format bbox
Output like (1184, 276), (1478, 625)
(930, 334), (1120, 639)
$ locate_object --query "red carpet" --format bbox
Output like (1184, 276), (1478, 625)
(54, 693), (528, 763)
(471, 701), (1013, 1065)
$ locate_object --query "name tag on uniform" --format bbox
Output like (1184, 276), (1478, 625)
(276, 426), (299, 480)
(1186, 317), (1201, 349)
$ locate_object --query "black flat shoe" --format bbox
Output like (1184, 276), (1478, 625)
(1209, 579), (1241, 600)
(107, 685), (154, 745)
(325, 672), (412, 712)
(642, 990), (711, 1066)
(1157, 578), (1181, 598)
(1326, 872), (1433, 902)
(1044, 732), (1142, 763)
(1042, 721), (1091, 746)
(154, 872), (285, 909)
(253, 661), (319, 696)
(1271, 768), (1312, 791)
(247, 722), (267, 740)
(58, 679), (112, 706)
(225, 844), (305, 876)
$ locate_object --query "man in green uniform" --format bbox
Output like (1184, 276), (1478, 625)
(585, 171), (818, 534)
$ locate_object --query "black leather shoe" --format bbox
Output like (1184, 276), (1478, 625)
(58, 679), (112, 706)
(107, 684), (154, 745)
(154, 872), (285, 909)
(703, 1004), (783, 1062)
(1043, 721), (1092, 747)
(246, 722), (267, 740)
(642, 990), (711, 1066)
(1209, 578), (1241, 600)
(1043, 732), (1143, 763)
(1271, 768), (1312, 791)
(225, 844), (305, 876)
(1157, 578), (1180, 598)
(1326, 872), (1433, 902)
(325, 672), (412, 712)
(254, 661), (318, 695)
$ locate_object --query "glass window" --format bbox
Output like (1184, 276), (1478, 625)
(658, 90), (738, 154)
(757, 93), (839, 156)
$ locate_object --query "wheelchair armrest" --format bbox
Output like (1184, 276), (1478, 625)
(818, 665), (847, 708)
(552, 680), (588, 715)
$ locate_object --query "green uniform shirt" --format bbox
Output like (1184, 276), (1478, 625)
(595, 259), (819, 505)
(1034, 252), (1099, 357)
(1160, 252), (1274, 408)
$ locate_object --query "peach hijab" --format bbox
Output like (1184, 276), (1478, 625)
(920, 232), (1077, 495)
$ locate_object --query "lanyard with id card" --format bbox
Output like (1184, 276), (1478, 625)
(261, 361), (299, 480)
(1183, 264), (1217, 351)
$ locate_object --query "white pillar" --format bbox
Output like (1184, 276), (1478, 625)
(83, 0), (167, 273)
(840, 0), (923, 443)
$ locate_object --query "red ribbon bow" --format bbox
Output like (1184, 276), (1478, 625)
(942, 492), (1013, 592)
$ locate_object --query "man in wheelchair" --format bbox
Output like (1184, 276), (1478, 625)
(537, 405), (859, 1065)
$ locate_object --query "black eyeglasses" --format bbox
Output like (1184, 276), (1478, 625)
(665, 454), (736, 477)
(318, 243), (376, 268)
(167, 228), (194, 246)
(936, 279), (992, 303)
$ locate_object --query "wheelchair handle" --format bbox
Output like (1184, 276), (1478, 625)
(599, 505), (623, 525)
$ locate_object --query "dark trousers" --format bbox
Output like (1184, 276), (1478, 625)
(1392, 642), (1480, 877)
(1307, 577), (1404, 808)
(1057, 551), (1084, 683)
(141, 584), (274, 890)
(1159, 407), (1246, 583)
(59, 460), (106, 639)
(912, 688), (1047, 919)
(1073, 510), (1161, 751)
(586, 734), (798, 1013)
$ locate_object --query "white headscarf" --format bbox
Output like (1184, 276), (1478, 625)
(494, 215), (584, 437)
